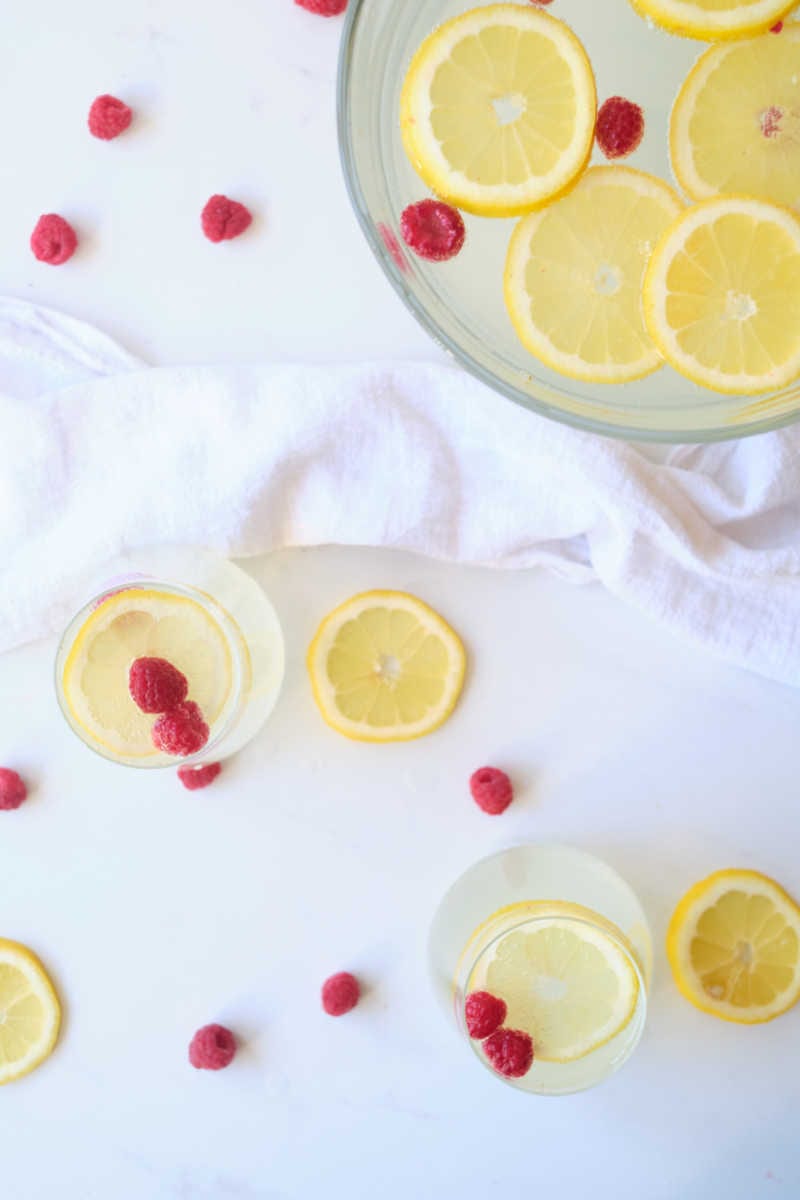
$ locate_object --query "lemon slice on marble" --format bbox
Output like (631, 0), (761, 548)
(307, 590), (466, 742)
(667, 869), (800, 1023)
(400, 4), (596, 217)
(0, 940), (61, 1085)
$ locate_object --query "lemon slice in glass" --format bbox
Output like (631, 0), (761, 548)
(643, 196), (800, 394)
(400, 4), (596, 217)
(670, 25), (800, 213)
(628, 0), (795, 41)
(667, 869), (800, 1023)
(505, 166), (683, 383)
(61, 588), (233, 759)
(307, 590), (466, 742)
(0, 940), (61, 1085)
(466, 902), (640, 1064)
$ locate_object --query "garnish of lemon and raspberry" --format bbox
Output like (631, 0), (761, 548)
(129, 657), (210, 757)
(61, 588), (231, 761)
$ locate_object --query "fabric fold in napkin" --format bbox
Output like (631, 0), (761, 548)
(1, 295), (800, 686)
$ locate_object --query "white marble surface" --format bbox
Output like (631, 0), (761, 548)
(2, 547), (800, 1200)
(1, 4), (799, 1199)
(0, 0), (436, 367)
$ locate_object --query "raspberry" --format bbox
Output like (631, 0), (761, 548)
(152, 701), (210, 757)
(0, 769), (27, 811)
(129, 657), (189, 714)
(88, 95), (133, 140)
(595, 97), (645, 160)
(189, 1024), (237, 1070)
(201, 195), (253, 242)
(321, 972), (360, 1016)
(483, 1028), (534, 1079)
(30, 214), (77, 265)
(400, 200), (466, 262)
(295, 0), (347, 14)
(470, 767), (513, 815)
(177, 762), (222, 791)
(771, 20), (784, 32)
(465, 991), (507, 1039)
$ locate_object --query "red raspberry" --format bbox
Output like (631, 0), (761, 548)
(596, 97), (645, 160)
(470, 767), (513, 815)
(400, 200), (466, 262)
(30, 214), (78, 265)
(321, 972), (360, 1016)
(152, 701), (210, 757)
(771, 20), (784, 32)
(295, 0), (347, 14)
(483, 1029), (534, 1079)
(129, 657), (189, 714)
(201, 195), (253, 242)
(177, 762), (222, 791)
(88, 95), (133, 140)
(465, 991), (507, 1039)
(189, 1024), (237, 1070)
(0, 769), (27, 811)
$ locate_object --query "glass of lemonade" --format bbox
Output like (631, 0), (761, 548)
(55, 547), (285, 768)
(429, 845), (652, 1095)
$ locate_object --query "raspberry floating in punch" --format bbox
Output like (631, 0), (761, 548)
(400, 200), (465, 263)
(595, 97), (645, 160)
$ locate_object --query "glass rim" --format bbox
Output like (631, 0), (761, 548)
(336, 0), (800, 445)
(54, 578), (247, 770)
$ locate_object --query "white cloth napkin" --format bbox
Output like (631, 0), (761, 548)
(2, 296), (800, 686)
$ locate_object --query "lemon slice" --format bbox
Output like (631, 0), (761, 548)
(643, 196), (800, 394)
(307, 590), (466, 742)
(667, 869), (800, 1023)
(0, 940), (61, 1085)
(671, 26), (800, 212)
(505, 166), (683, 383)
(628, 0), (795, 40)
(62, 588), (233, 759)
(400, 4), (596, 217)
(465, 902), (640, 1063)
